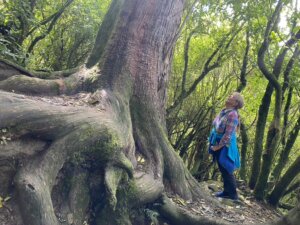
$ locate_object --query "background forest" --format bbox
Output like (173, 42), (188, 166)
(0, 0), (299, 213)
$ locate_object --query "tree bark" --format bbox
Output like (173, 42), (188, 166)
(236, 29), (250, 93)
(236, 30), (250, 180)
(0, 0), (206, 224)
(254, 0), (300, 199)
(272, 114), (300, 183)
(239, 121), (248, 180)
(249, 83), (273, 189)
(1, 1), (300, 225)
(268, 155), (300, 206)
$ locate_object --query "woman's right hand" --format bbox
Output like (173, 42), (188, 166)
(210, 145), (223, 151)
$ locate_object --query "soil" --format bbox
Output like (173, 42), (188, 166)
(0, 180), (282, 225)
(166, 180), (282, 224)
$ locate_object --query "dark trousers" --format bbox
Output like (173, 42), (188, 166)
(217, 161), (237, 198)
(215, 149), (237, 198)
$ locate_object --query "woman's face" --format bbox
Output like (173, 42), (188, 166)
(225, 94), (238, 108)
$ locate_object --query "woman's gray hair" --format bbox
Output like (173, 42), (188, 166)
(232, 92), (244, 109)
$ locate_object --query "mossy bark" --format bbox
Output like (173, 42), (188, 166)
(248, 83), (273, 189)
(271, 114), (300, 183)
(253, 0), (300, 200)
(265, 202), (300, 225)
(0, 0), (194, 224)
(0, 90), (134, 225)
(254, 123), (281, 200)
(1, 0), (300, 225)
(268, 156), (300, 206)
(239, 121), (248, 180)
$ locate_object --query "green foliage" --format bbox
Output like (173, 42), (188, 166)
(0, 34), (25, 61)
(0, 0), (111, 70)
(26, 0), (111, 70)
(167, 0), (300, 205)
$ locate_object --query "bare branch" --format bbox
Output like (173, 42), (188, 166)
(27, 0), (74, 53)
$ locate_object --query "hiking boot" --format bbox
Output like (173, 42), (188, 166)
(229, 195), (238, 201)
(215, 191), (230, 198)
(215, 191), (238, 200)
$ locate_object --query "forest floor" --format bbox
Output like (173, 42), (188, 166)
(0, 179), (283, 225)
(168, 180), (282, 224)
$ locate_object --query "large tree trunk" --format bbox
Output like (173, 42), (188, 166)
(1, 1), (300, 225)
(0, 0), (203, 224)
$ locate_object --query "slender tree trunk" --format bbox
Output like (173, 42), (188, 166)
(254, 1), (300, 199)
(239, 121), (248, 180)
(281, 87), (293, 146)
(268, 155), (300, 206)
(272, 114), (300, 182)
(236, 30), (250, 180)
(249, 83), (273, 189)
(283, 181), (300, 197)
(237, 29), (249, 93)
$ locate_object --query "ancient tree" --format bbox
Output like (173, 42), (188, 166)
(0, 0), (300, 225)
(0, 0), (204, 224)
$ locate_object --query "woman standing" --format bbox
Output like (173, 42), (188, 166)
(208, 92), (244, 200)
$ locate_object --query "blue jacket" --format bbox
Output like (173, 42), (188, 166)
(208, 128), (240, 174)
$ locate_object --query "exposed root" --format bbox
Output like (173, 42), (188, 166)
(112, 151), (134, 178)
(67, 168), (90, 225)
(265, 202), (300, 225)
(0, 90), (136, 225)
(0, 58), (80, 80)
(104, 166), (125, 210)
(131, 172), (164, 207)
(0, 58), (33, 80)
(0, 60), (99, 96)
(156, 194), (229, 225)
(0, 75), (64, 95)
(15, 173), (58, 225)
